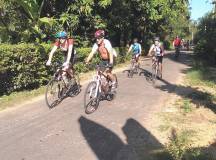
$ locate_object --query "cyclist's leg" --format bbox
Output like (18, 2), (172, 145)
(135, 54), (140, 67)
(105, 65), (117, 91)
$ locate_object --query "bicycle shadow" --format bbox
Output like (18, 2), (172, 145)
(138, 67), (154, 84)
(78, 116), (171, 160)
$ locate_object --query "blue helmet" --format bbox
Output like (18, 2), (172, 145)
(55, 31), (67, 38)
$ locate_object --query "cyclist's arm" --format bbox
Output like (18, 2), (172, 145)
(160, 44), (165, 56)
(138, 44), (142, 55)
(148, 45), (154, 56)
(127, 45), (132, 54)
(66, 44), (73, 64)
(48, 45), (58, 62)
(86, 44), (97, 63)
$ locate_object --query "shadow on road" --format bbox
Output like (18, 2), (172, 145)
(78, 116), (172, 160)
(156, 78), (216, 114)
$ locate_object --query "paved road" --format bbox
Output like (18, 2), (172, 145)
(0, 51), (191, 160)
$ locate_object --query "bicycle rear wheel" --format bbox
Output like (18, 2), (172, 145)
(45, 78), (63, 108)
(68, 73), (81, 97)
(84, 81), (99, 114)
(128, 62), (135, 78)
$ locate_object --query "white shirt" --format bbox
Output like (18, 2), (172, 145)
(92, 39), (113, 54)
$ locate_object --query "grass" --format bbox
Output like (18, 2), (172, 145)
(181, 99), (192, 114)
(156, 61), (216, 160)
(186, 67), (216, 89)
(0, 87), (46, 111)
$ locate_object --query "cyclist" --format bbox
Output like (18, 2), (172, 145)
(173, 36), (181, 55)
(127, 38), (142, 66)
(46, 31), (76, 84)
(148, 37), (165, 78)
(85, 29), (117, 91)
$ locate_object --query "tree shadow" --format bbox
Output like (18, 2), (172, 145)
(156, 78), (216, 114)
(78, 116), (172, 160)
(164, 51), (193, 67)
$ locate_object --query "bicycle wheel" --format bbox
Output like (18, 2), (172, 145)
(84, 81), (99, 114)
(128, 62), (134, 78)
(45, 78), (63, 108)
(68, 74), (81, 97)
(113, 74), (118, 88)
(151, 64), (157, 86)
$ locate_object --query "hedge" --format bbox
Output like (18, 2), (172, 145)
(0, 43), (129, 96)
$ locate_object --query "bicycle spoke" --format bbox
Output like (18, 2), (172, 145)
(84, 81), (99, 114)
(45, 79), (63, 108)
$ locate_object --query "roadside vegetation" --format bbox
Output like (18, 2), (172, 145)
(0, 0), (191, 107)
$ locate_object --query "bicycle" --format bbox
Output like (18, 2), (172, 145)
(174, 46), (180, 58)
(151, 56), (161, 86)
(84, 64), (118, 114)
(127, 55), (140, 78)
(45, 62), (81, 108)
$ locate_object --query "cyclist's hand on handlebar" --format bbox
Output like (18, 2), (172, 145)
(46, 60), (51, 66)
(108, 63), (113, 68)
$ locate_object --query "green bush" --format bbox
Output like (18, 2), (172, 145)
(194, 13), (216, 64)
(0, 43), (127, 96)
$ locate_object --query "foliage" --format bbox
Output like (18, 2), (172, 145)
(0, 43), (128, 96)
(166, 129), (191, 160)
(194, 12), (216, 64)
(0, 0), (191, 50)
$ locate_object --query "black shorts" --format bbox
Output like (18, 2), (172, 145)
(156, 56), (163, 63)
(99, 60), (113, 72)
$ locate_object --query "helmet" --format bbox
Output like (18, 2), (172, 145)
(55, 31), (67, 38)
(94, 29), (105, 38)
(133, 38), (138, 43)
(154, 37), (160, 41)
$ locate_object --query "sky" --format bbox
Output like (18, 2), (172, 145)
(189, 0), (214, 20)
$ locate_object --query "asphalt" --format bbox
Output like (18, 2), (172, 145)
(0, 51), (192, 160)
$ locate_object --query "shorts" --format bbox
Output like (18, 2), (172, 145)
(156, 56), (163, 63)
(132, 54), (140, 58)
(99, 60), (113, 72)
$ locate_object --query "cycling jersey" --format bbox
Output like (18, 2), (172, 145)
(153, 44), (163, 56)
(132, 43), (141, 55)
(54, 38), (74, 52)
(54, 38), (76, 64)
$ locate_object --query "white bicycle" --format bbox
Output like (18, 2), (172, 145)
(84, 64), (118, 114)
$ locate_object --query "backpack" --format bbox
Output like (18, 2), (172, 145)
(132, 43), (140, 54)
(97, 41), (117, 60)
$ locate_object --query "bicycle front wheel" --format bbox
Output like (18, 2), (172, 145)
(45, 78), (63, 108)
(84, 81), (99, 114)
(128, 62), (135, 78)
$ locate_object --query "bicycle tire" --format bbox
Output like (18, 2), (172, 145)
(84, 81), (99, 114)
(68, 74), (81, 97)
(128, 61), (135, 78)
(45, 78), (63, 108)
(152, 64), (157, 86)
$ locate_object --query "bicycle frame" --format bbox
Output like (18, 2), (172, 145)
(152, 57), (160, 77)
(90, 66), (108, 99)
